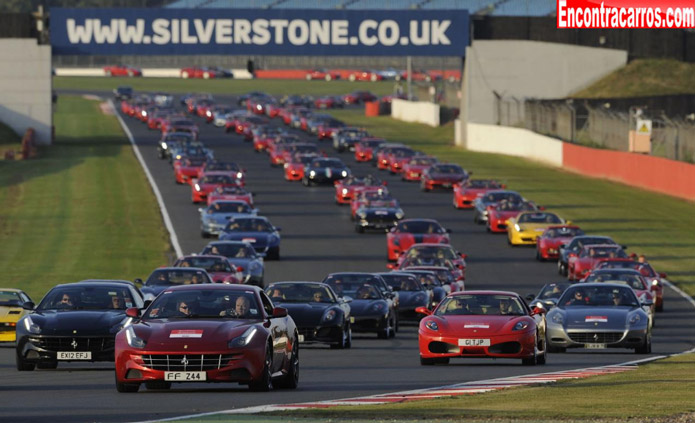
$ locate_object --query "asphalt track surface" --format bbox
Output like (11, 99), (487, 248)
(1, 91), (694, 423)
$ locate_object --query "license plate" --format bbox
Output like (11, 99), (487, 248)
(458, 338), (490, 347)
(164, 371), (206, 381)
(350, 316), (355, 323)
(298, 334), (305, 343)
(325, 169), (332, 178)
(584, 343), (607, 349)
(375, 210), (388, 215)
(58, 351), (92, 360)
(242, 238), (256, 243)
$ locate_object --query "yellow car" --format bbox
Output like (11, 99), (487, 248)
(507, 212), (569, 246)
(0, 288), (33, 342)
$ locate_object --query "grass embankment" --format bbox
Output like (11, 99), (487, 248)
(573, 58), (695, 98)
(53, 76), (396, 97)
(329, 109), (695, 296)
(0, 121), (22, 158)
(0, 96), (170, 301)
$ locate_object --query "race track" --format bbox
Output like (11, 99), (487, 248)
(1, 91), (693, 423)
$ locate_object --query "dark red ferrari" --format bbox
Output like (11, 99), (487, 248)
(386, 219), (451, 262)
(114, 285), (299, 392)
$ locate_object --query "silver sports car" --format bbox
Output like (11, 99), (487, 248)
(546, 283), (652, 354)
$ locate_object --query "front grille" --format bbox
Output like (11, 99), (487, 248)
(568, 332), (624, 344)
(34, 336), (115, 352)
(0, 324), (15, 332)
(142, 354), (238, 371)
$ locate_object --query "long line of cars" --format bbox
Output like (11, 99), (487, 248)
(5, 86), (667, 397)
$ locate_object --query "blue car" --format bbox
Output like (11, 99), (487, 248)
(377, 272), (430, 322)
(218, 216), (281, 260)
(135, 267), (214, 302)
(200, 241), (265, 287)
(199, 200), (258, 238)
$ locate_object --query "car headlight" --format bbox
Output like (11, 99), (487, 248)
(111, 316), (134, 334)
(283, 163), (289, 169)
(357, 211), (367, 219)
(249, 262), (261, 272)
(229, 326), (258, 348)
(206, 111), (211, 116)
(321, 309), (338, 323)
(652, 279), (659, 286)
(141, 111), (147, 117)
(393, 238), (400, 246)
(513, 321), (530, 331)
(551, 313), (564, 324)
(395, 209), (405, 220)
(125, 326), (147, 349)
(236, 172), (243, 179)
(629, 314), (641, 325)
(161, 142), (167, 149)
(425, 320), (439, 331)
(23, 316), (41, 334)
(515, 223), (522, 232)
(341, 188), (348, 195)
(341, 170), (348, 177)
(269, 235), (279, 244)
(309, 170), (316, 177)
(194, 184), (201, 191)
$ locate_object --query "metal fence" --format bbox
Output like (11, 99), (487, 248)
(497, 96), (695, 163)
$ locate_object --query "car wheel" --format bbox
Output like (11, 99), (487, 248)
(536, 336), (547, 365)
(145, 381), (171, 390)
(16, 355), (35, 371)
(377, 316), (392, 339)
(425, 75), (432, 82)
(325, 74), (332, 81)
(473, 213), (479, 224)
(371, 74), (378, 82)
(345, 325), (352, 348)
(420, 182), (428, 192)
(349, 74), (356, 82)
(522, 346), (538, 365)
(448, 76), (456, 83)
(420, 356), (435, 365)
(656, 303), (663, 312)
(115, 374), (140, 393)
(127, 70), (134, 77)
(389, 315), (397, 338)
(331, 324), (351, 349)
(249, 344), (273, 391)
(37, 361), (58, 370)
(105, 70), (112, 77)
(536, 250), (543, 261)
(635, 333), (652, 354)
(203, 72), (210, 79)
(275, 336), (299, 389)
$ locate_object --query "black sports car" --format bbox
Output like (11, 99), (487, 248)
(377, 272), (430, 322)
(526, 282), (571, 310)
(355, 197), (405, 233)
(16, 281), (145, 370)
(322, 273), (397, 339)
(302, 157), (351, 186)
(135, 267), (214, 302)
(265, 282), (352, 349)
(399, 269), (448, 309)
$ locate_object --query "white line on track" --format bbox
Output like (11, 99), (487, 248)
(109, 100), (183, 258)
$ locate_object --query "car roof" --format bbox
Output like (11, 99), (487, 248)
(591, 268), (641, 275)
(0, 288), (25, 293)
(162, 284), (262, 293)
(54, 281), (135, 289)
(450, 290), (519, 297)
(78, 279), (136, 286)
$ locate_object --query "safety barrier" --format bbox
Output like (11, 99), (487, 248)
(391, 99), (440, 127)
(54, 68), (254, 79)
(466, 123), (564, 167)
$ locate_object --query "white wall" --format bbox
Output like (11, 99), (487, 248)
(0, 39), (52, 145)
(459, 40), (627, 146)
(391, 99), (440, 127)
(466, 122), (564, 167)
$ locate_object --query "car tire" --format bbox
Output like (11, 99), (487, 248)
(16, 355), (35, 371)
(536, 250), (543, 261)
(536, 336), (547, 365)
(331, 324), (351, 349)
(127, 70), (134, 77)
(181, 71), (189, 79)
(436, 357), (450, 364)
(37, 361), (58, 370)
(201, 231), (209, 238)
(355, 225), (364, 233)
(145, 381), (171, 390)
(656, 303), (663, 312)
(105, 70), (112, 77)
(275, 337), (299, 389)
(371, 74), (378, 82)
(377, 316), (392, 339)
(635, 333), (652, 354)
(420, 356), (435, 365)
(116, 374), (140, 393)
(203, 72), (210, 79)
(249, 344), (273, 392)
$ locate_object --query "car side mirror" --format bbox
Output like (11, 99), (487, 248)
(272, 307), (288, 318)
(274, 227), (282, 232)
(133, 278), (143, 286)
(198, 208), (204, 213)
(659, 272), (667, 278)
(446, 228), (452, 233)
(126, 307), (140, 318)
(386, 263), (396, 270)
(342, 296), (353, 303)
(641, 298), (654, 307)
(460, 253), (467, 259)
(538, 206), (546, 210)
(22, 302), (35, 311)
(531, 306), (546, 315)
(415, 306), (432, 316)
(525, 294), (535, 302)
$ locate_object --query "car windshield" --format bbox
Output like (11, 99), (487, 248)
(201, 243), (255, 259)
(538, 283), (570, 299)
(570, 237), (615, 251)
(201, 175), (234, 184)
(406, 246), (456, 260)
(343, 130), (369, 138)
(207, 162), (239, 171)
(582, 247), (628, 258)
(312, 159), (343, 168)
(380, 274), (422, 291)
(545, 227), (583, 238)
(435, 294), (525, 316)
(597, 261), (657, 277)
(361, 140), (384, 148)
(468, 180), (500, 188)
(322, 275), (383, 299)
(208, 202), (251, 214)
(484, 192), (522, 203)
(0, 291), (22, 307)
(165, 134), (193, 143)
(292, 145), (318, 154)
(225, 218), (272, 232)
(171, 120), (194, 126)
(146, 269), (211, 286)
(38, 286), (136, 311)
(518, 213), (562, 224)
(265, 283), (336, 303)
(396, 220), (443, 234)
(144, 289), (262, 319)
(585, 272), (646, 290)
(404, 272), (441, 287)
(410, 157), (436, 165)
(559, 285), (639, 307)
(431, 165), (463, 174)
(176, 257), (232, 273)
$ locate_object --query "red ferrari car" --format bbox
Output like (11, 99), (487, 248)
(334, 175), (386, 205)
(173, 255), (242, 284)
(354, 138), (387, 162)
(567, 244), (630, 282)
(452, 179), (505, 209)
(395, 244), (467, 283)
(387, 148), (418, 174)
(375, 144), (406, 170)
(104, 65), (142, 77)
(197, 162), (245, 186)
(399, 70), (440, 82)
(417, 291), (546, 365)
(207, 185), (254, 207)
(594, 260), (665, 311)
(191, 174), (240, 204)
(486, 200), (540, 233)
(386, 219), (450, 262)
(284, 154), (318, 181)
(347, 70), (383, 82)
(114, 284), (298, 392)
(421, 163), (469, 191)
(180, 67), (231, 79)
(536, 225), (584, 261)
(314, 96), (340, 109)
(174, 157), (207, 185)
(401, 156), (438, 182)
(342, 91), (377, 105)
(305, 68), (341, 81)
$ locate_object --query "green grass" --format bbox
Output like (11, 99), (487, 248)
(0, 121), (21, 146)
(0, 96), (171, 301)
(329, 109), (695, 296)
(572, 58), (695, 98)
(267, 353), (695, 422)
(53, 76), (397, 97)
